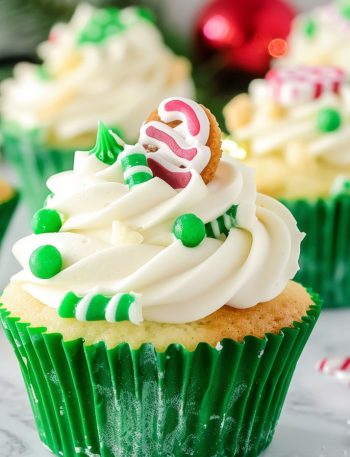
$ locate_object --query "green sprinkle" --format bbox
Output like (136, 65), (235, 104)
(339, 2), (350, 20)
(303, 18), (317, 38)
(115, 294), (135, 321)
(77, 7), (124, 45)
(89, 121), (123, 165)
(86, 295), (109, 320)
(32, 208), (62, 234)
(37, 65), (51, 80)
(173, 213), (206, 248)
(29, 245), (63, 279)
(317, 107), (342, 132)
(58, 292), (79, 318)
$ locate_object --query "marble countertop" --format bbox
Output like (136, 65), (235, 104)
(1, 164), (350, 457)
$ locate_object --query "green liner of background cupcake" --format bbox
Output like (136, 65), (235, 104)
(223, 65), (350, 308)
(0, 96), (319, 457)
(0, 3), (194, 212)
(0, 179), (19, 248)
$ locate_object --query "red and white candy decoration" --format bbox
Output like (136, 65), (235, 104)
(140, 98), (211, 189)
(317, 356), (350, 385)
(266, 66), (346, 107)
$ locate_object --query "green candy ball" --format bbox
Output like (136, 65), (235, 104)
(303, 18), (317, 38)
(317, 108), (342, 133)
(32, 208), (62, 234)
(29, 245), (63, 279)
(173, 213), (206, 248)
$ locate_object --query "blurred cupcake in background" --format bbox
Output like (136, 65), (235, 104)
(224, 65), (350, 308)
(275, 1), (350, 69)
(1, 3), (194, 211)
(0, 177), (19, 248)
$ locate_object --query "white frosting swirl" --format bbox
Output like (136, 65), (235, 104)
(233, 77), (350, 166)
(11, 149), (303, 324)
(0, 4), (194, 143)
(276, 3), (350, 71)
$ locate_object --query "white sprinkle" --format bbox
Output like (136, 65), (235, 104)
(215, 342), (223, 351)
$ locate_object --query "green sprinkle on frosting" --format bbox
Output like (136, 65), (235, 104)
(89, 121), (124, 165)
(29, 245), (63, 279)
(77, 6), (155, 46)
(317, 107), (342, 132)
(173, 213), (206, 248)
(339, 1), (350, 20)
(303, 18), (317, 38)
(32, 208), (63, 234)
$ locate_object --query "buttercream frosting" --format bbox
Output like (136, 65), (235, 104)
(275, 2), (350, 71)
(10, 98), (303, 324)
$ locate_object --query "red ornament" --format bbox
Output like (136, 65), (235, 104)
(196, 0), (296, 76)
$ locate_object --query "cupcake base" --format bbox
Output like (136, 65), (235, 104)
(0, 290), (321, 457)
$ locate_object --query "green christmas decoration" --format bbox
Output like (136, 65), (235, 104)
(303, 18), (317, 38)
(205, 205), (239, 238)
(120, 145), (153, 188)
(32, 208), (62, 234)
(339, 1), (350, 20)
(173, 213), (206, 248)
(77, 6), (155, 46)
(88, 121), (124, 165)
(317, 107), (342, 133)
(29, 244), (63, 279)
(58, 291), (141, 323)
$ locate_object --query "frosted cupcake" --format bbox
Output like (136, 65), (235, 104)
(1, 3), (193, 211)
(224, 65), (350, 307)
(0, 97), (320, 457)
(0, 178), (19, 248)
(275, 2), (350, 70)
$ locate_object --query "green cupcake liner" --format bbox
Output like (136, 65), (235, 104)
(282, 194), (350, 308)
(2, 125), (75, 212)
(0, 291), (321, 457)
(0, 191), (19, 247)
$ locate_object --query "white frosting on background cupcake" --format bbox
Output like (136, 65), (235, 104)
(275, 2), (350, 71)
(0, 4), (194, 144)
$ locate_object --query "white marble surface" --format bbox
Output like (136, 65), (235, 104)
(1, 163), (350, 456)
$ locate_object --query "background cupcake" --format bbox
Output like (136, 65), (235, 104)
(0, 97), (320, 457)
(224, 65), (350, 308)
(1, 3), (194, 211)
(0, 177), (19, 249)
(275, 2), (350, 69)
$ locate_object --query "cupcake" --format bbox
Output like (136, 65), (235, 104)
(275, 2), (350, 69)
(0, 3), (194, 211)
(0, 177), (19, 247)
(224, 65), (350, 308)
(0, 97), (320, 457)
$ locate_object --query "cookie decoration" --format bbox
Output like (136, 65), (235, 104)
(266, 66), (345, 106)
(141, 97), (222, 188)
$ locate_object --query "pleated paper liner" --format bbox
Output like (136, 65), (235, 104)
(282, 194), (350, 308)
(0, 191), (19, 247)
(0, 291), (321, 457)
(2, 124), (75, 212)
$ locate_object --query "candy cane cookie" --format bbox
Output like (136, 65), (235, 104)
(141, 97), (222, 187)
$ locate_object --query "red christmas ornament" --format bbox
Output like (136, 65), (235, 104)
(196, 0), (296, 76)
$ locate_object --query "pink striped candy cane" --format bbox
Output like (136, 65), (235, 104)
(266, 66), (345, 106)
(317, 356), (350, 385)
(140, 98), (211, 189)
